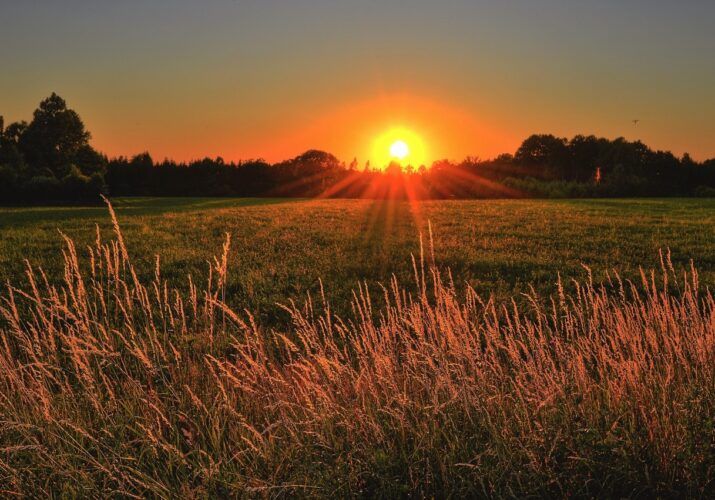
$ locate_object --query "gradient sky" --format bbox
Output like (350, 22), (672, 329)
(1, 0), (714, 165)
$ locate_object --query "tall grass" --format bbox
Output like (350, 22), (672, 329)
(1, 199), (714, 497)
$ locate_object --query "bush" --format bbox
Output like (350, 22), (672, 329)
(23, 174), (61, 201)
(695, 185), (715, 197)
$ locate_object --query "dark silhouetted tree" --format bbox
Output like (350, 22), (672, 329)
(515, 134), (570, 178)
(19, 93), (93, 178)
(3, 94), (715, 203)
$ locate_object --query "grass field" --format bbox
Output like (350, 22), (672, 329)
(1, 197), (715, 497)
(2, 197), (714, 329)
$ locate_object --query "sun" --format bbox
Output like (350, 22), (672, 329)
(371, 127), (428, 169)
(389, 140), (410, 160)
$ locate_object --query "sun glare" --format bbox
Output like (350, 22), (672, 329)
(371, 127), (427, 169)
(389, 140), (410, 160)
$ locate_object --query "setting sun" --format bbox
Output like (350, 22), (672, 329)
(4, 1), (715, 497)
(371, 127), (428, 168)
(389, 140), (410, 160)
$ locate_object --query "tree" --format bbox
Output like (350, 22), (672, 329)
(0, 121), (28, 177)
(3, 121), (27, 145)
(514, 134), (569, 178)
(289, 150), (341, 171)
(74, 144), (107, 176)
(19, 93), (92, 178)
(130, 152), (154, 169)
(568, 135), (602, 181)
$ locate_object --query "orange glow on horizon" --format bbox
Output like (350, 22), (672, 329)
(82, 92), (518, 167)
(224, 93), (516, 168)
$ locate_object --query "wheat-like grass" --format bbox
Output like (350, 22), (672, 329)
(0, 201), (714, 497)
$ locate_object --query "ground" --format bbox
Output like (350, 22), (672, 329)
(1, 197), (714, 328)
(2, 197), (715, 497)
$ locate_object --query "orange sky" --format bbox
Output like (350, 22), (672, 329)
(244, 93), (517, 167)
(2, 1), (715, 165)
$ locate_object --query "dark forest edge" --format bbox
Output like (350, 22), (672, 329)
(2, 93), (715, 205)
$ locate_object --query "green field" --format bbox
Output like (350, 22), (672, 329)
(3, 197), (715, 497)
(2, 197), (714, 328)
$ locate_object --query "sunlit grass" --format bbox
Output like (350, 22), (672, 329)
(1, 197), (714, 330)
(1, 199), (714, 496)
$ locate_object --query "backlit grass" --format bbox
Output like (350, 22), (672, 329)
(0, 198), (714, 496)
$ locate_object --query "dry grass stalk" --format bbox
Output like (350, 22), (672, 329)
(0, 201), (713, 497)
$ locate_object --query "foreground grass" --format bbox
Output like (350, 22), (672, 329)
(2, 197), (714, 330)
(1, 199), (714, 497)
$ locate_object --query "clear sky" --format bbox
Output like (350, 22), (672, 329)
(1, 0), (714, 165)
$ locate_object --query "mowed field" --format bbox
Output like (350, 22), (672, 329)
(1, 197), (714, 328)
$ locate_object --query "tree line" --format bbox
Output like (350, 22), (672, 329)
(2, 94), (715, 204)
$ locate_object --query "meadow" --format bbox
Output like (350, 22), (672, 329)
(2, 197), (714, 329)
(1, 197), (715, 497)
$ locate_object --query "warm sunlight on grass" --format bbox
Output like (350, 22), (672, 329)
(372, 127), (428, 168)
(2, 199), (715, 497)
